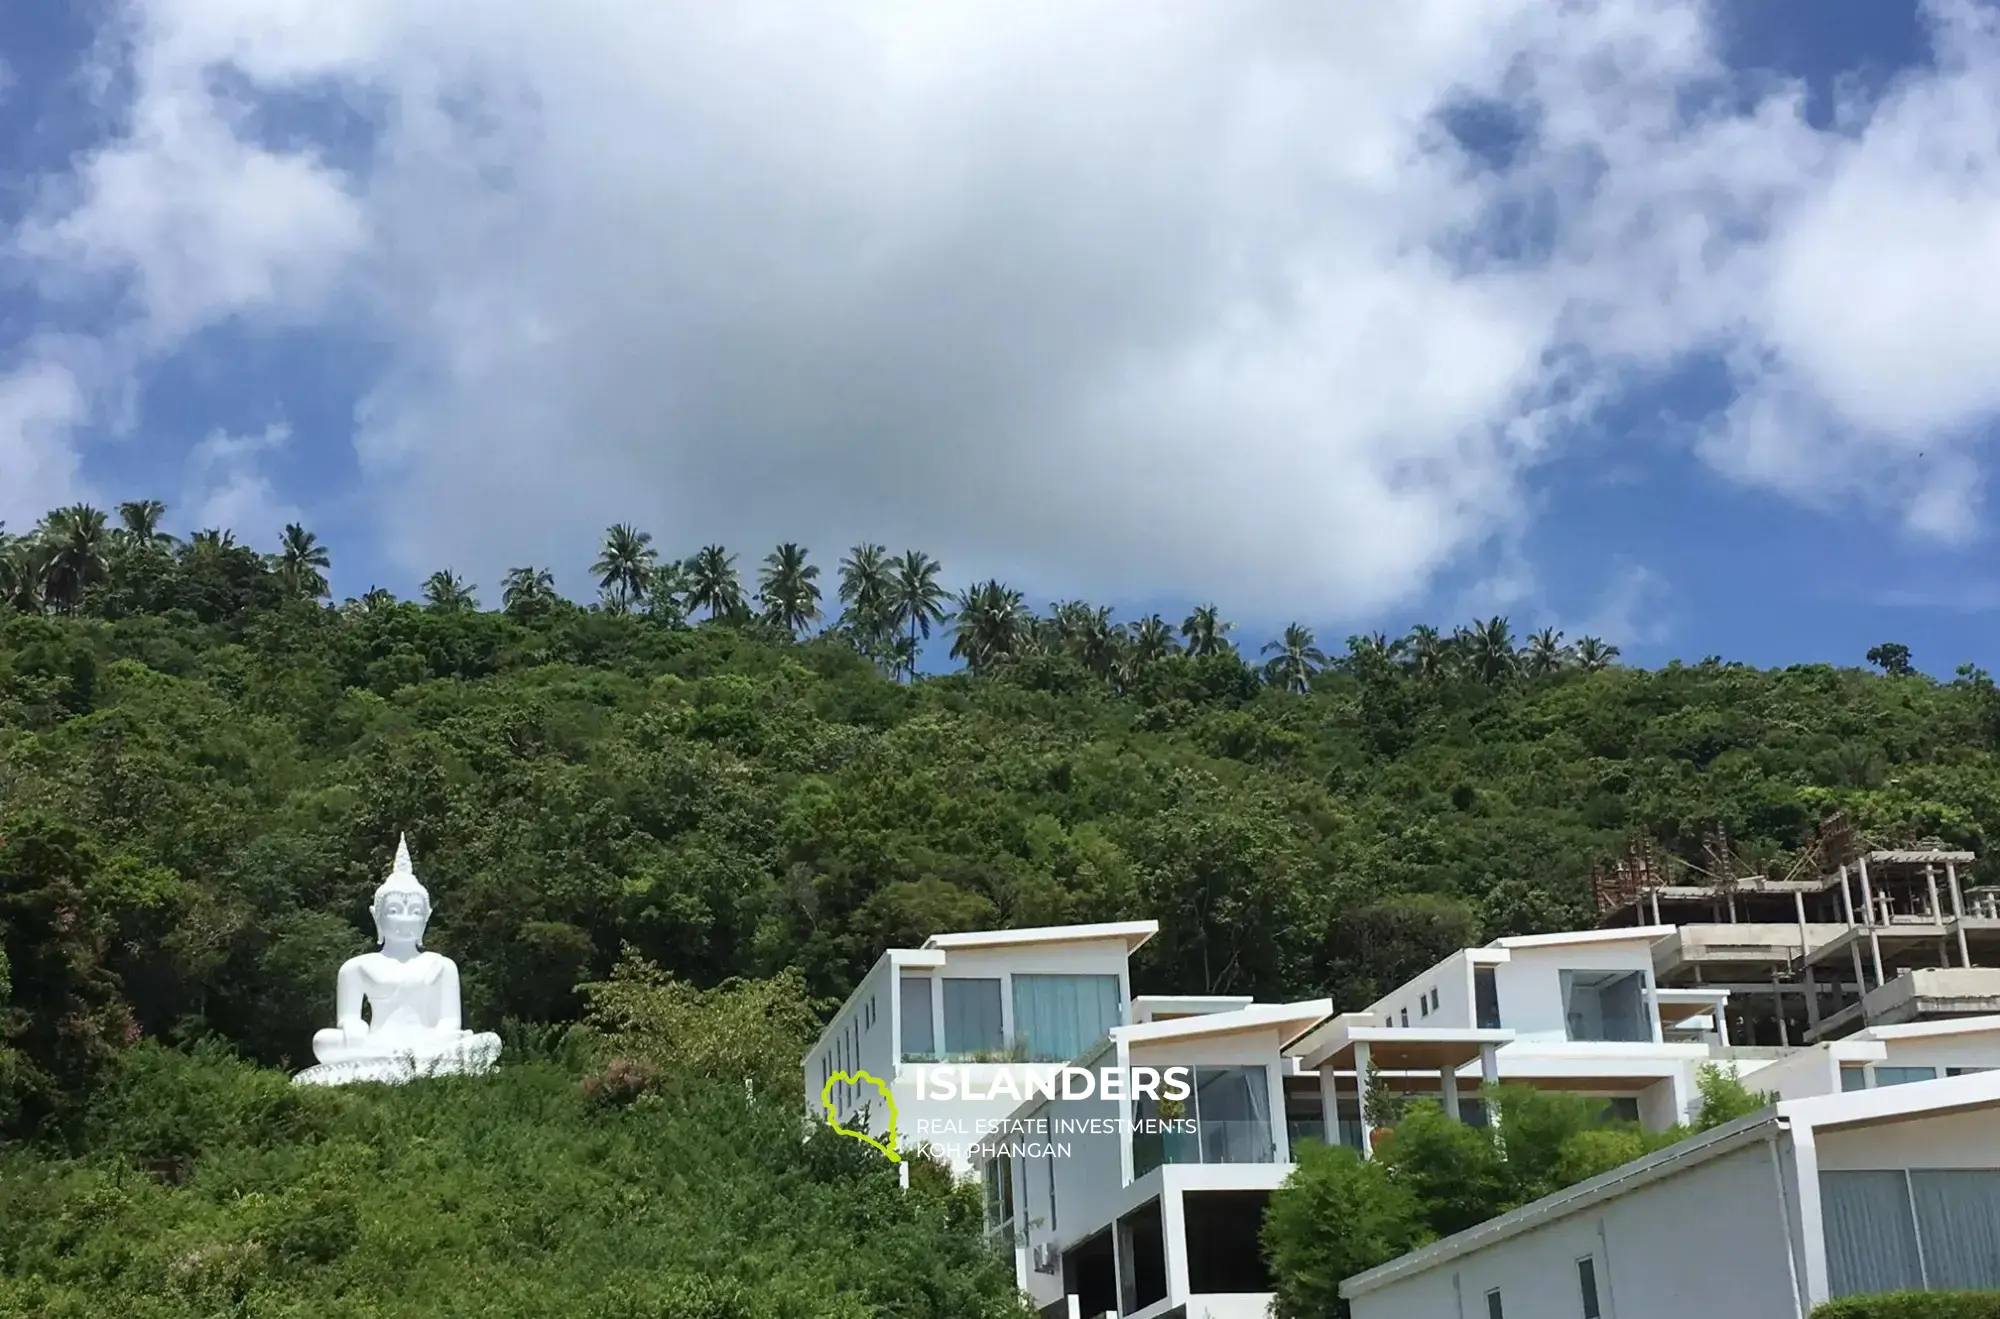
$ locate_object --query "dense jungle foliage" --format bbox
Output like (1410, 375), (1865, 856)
(0, 502), (1993, 1310)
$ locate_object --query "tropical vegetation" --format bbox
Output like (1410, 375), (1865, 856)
(0, 500), (1993, 1311)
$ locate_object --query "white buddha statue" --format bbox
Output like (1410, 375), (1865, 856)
(293, 835), (502, 1087)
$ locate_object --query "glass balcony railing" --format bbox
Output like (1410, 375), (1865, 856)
(1133, 1120), (1276, 1176)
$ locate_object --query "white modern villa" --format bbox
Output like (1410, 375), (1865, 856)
(804, 911), (2000, 1319)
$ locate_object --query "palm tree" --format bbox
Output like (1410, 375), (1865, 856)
(115, 499), (171, 549)
(757, 543), (822, 635)
(1575, 636), (1620, 672)
(1181, 604), (1233, 658)
(1466, 616), (1518, 684)
(837, 544), (895, 641)
(948, 579), (1029, 674)
(686, 545), (745, 621)
(644, 560), (691, 625)
(422, 570), (478, 611)
(1261, 623), (1328, 693)
(1126, 615), (1180, 667)
(40, 504), (111, 612)
(501, 566), (559, 620)
(339, 586), (397, 617)
(1342, 631), (1404, 674)
(1523, 627), (1570, 677)
(888, 550), (950, 680)
(1401, 624), (1452, 680)
(592, 524), (658, 612)
(10, 538), (55, 612)
(274, 523), (331, 600)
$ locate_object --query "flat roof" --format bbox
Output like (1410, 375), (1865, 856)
(1857, 1013), (2000, 1043)
(922, 919), (1157, 953)
(1489, 925), (1676, 951)
(1132, 994), (1256, 1022)
(1287, 1016), (1514, 1071)
(1341, 1068), (2000, 1300)
(1117, 999), (1333, 1050)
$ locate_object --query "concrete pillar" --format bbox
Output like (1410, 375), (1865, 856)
(1480, 1042), (1500, 1086)
(1354, 1042), (1374, 1160)
(1440, 1066), (1460, 1122)
(1839, 864), (1855, 924)
(1926, 864), (1943, 924)
(1649, 890), (1662, 926)
(1850, 942), (1870, 1023)
(1949, 861), (1972, 967)
(1714, 1002), (1730, 1047)
(1315, 1065), (1341, 1149)
(1804, 966), (1820, 1028)
(1858, 855), (1885, 987)
(1772, 969), (1789, 1047)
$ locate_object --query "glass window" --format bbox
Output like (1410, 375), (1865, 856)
(1400, 1008), (1409, 1027)
(1840, 1066), (1868, 1092)
(1578, 1257), (1601, 1319)
(942, 978), (1005, 1056)
(1948, 1067), (1992, 1077)
(1486, 1288), (1504, 1318)
(1420, 996), (1429, 1018)
(1012, 974), (1121, 1062)
(1134, 1065), (1275, 1172)
(1561, 970), (1649, 1042)
(984, 1156), (1014, 1228)
(1876, 1066), (1939, 1087)
(1475, 967), (1501, 1029)
(1194, 1066), (1275, 1164)
(901, 976), (936, 1059)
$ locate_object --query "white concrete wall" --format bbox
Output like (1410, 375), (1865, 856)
(1493, 943), (1660, 1044)
(804, 955), (897, 1131)
(1369, 952), (1475, 1031)
(1016, 1066), (1128, 1310)
(1873, 1031), (2000, 1079)
(1350, 1140), (1803, 1319)
(1737, 1046), (1844, 1102)
(1817, 1106), (2000, 1170)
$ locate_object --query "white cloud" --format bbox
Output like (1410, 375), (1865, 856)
(183, 422), (301, 540)
(1570, 561), (1673, 650)
(0, 355), (88, 529)
(9, 0), (2000, 616)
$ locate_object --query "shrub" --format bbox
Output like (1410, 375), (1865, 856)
(580, 1056), (662, 1109)
(1264, 1141), (1429, 1319)
(1812, 1293), (2000, 1318)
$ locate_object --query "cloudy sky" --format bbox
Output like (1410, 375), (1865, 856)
(2, 0), (1997, 672)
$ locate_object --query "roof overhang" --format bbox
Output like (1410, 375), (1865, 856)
(1132, 994), (1256, 1023)
(1855, 1012), (2000, 1043)
(1117, 999), (1333, 1050)
(1489, 925), (1676, 951)
(1654, 987), (1731, 1026)
(1288, 1016), (1515, 1072)
(922, 920), (1158, 954)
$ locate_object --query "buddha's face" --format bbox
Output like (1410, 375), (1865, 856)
(374, 889), (431, 947)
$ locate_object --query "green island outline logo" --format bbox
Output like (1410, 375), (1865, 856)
(820, 1069), (900, 1161)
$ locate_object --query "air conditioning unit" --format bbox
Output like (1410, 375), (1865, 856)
(1032, 1242), (1060, 1274)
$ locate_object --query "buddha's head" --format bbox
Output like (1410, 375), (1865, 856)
(372, 834), (432, 948)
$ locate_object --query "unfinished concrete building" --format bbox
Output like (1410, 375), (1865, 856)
(1594, 819), (2000, 1047)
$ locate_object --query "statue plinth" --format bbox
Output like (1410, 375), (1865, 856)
(293, 1036), (502, 1088)
(298, 834), (503, 1088)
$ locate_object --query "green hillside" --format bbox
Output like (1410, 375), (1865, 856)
(2, 509), (1996, 1311)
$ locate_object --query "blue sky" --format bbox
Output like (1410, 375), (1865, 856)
(3, 1), (1998, 677)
